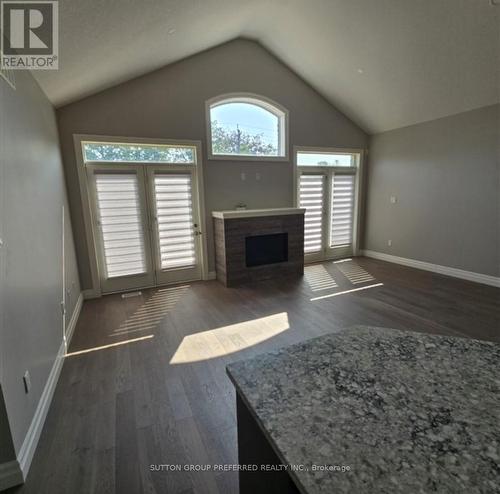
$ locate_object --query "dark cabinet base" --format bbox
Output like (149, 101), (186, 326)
(236, 393), (301, 494)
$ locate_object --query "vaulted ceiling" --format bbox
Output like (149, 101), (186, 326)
(33, 0), (499, 133)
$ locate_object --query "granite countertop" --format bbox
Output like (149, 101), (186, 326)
(226, 327), (500, 494)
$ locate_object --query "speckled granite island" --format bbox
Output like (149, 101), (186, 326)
(226, 327), (500, 494)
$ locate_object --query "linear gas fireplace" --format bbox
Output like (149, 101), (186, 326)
(245, 233), (288, 267)
(212, 208), (305, 287)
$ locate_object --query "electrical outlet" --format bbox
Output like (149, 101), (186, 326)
(387, 239), (392, 247)
(241, 172), (246, 181)
(256, 172), (261, 180)
(390, 195), (397, 204)
(23, 371), (31, 393)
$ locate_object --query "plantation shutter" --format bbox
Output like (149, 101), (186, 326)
(154, 174), (197, 269)
(299, 174), (325, 253)
(330, 173), (355, 247)
(94, 173), (147, 278)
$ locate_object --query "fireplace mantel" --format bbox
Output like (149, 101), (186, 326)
(212, 209), (305, 287)
(212, 208), (305, 220)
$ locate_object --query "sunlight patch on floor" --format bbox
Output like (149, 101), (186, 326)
(66, 335), (155, 356)
(304, 264), (338, 291)
(310, 283), (384, 301)
(109, 285), (190, 337)
(169, 312), (290, 364)
(336, 260), (375, 284)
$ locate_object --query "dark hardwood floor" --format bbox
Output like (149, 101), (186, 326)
(8, 257), (500, 494)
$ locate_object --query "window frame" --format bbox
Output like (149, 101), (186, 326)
(205, 93), (289, 162)
(73, 134), (209, 298)
(293, 145), (365, 261)
(81, 139), (198, 164)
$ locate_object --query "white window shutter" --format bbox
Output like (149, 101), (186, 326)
(299, 174), (325, 253)
(94, 174), (147, 278)
(154, 174), (197, 269)
(330, 174), (355, 247)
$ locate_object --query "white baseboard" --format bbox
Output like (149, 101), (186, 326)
(361, 250), (500, 288)
(65, 293), (83, 345)
(207, 271), (216, 280)
(0, 460), (23, 491)
(17, 292), (84, 480)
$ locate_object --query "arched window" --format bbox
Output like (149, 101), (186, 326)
(206, 94), (288, 160)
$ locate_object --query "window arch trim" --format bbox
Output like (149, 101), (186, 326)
(206, 92), (289, 161)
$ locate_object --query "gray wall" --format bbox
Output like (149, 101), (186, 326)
(56, 39), (368, 289)
(364, 104), (500, 277)
(0, 69), (80, 455)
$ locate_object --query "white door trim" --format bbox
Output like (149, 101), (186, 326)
(73, 134), (208, 296)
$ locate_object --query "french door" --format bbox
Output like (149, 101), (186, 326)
(87, 163), (203, 293)
(146, 167), (202, 285)
(298, 168), (357, 262)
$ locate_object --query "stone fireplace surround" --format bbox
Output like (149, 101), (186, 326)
(212, 208), (305, 287)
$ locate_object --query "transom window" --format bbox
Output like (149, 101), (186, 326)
(82, 142), (196, 164)
(296, 151), (355, 167)
(207, 94), (288, 160)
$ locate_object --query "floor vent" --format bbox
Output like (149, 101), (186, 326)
(121, 291), (142, 299)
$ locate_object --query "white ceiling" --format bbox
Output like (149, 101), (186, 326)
(33, 0), (499, 133)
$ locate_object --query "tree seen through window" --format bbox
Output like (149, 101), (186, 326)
(209, 98), (285, 157)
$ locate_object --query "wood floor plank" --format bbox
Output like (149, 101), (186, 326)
(115, 390), (141, 494)
(166, 377), (193, 421)
(90, 448), (115, 494)
(175, 417), (220, 494)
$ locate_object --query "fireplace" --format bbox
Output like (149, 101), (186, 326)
(245, 233), (288, 267)
(212, 208), (305, 287)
